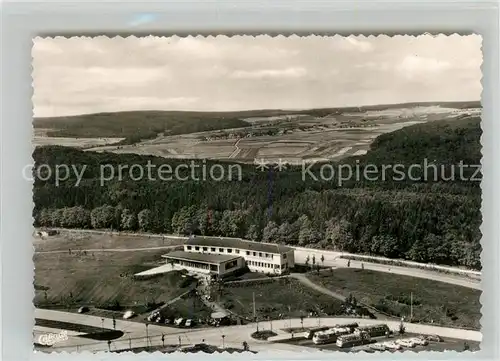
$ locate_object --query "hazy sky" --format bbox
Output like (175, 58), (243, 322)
(32, 35), (482, 117)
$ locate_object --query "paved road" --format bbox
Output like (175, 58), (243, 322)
(34, 308), (481, 353)
(293, 249), (481, 290)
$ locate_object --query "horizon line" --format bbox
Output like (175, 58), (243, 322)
(33, 99), (482, 119)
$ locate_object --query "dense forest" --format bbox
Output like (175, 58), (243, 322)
(32, 116), (482, 270)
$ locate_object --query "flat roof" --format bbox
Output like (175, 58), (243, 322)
(186, 236), (293, 254)
(163, 250), (242, 265)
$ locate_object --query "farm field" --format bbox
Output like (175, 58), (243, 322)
(33, 231), (185, 253)
(34, 250), (195, 312)
(77, 104), (479, 163)
(307, 269), (481, 330)
(214, 278), (345, 321)
(33, 136), (125, 148)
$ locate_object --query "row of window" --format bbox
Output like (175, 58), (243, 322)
(170, 259), (218, 272)
(186, 245), (283, 259)
(247, 260), (280, 269)
(188, 245), (240, 254)
(223, 260), (239, 271)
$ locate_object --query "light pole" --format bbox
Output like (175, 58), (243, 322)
(410, 292), (413, 322)
(253, 291), (259, 332)
(101, 318), (104, 331)
(221, 335), (225, 349)
(288, 305), (292, 326)
(145, 323), (149, 349)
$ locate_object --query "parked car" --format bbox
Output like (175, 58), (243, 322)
(164, 318), (172, 325)
(78, 306), (89, 314)
(412, 337), (429, 346)
(396, 339), (416, 348)
(423, 334), (443, 342)
(123, 310), (135, 319)
(184, 319), (193, 327)
(174, 318), (184, 326)
(369, 343), (387, 351)
(148, 311), (160, 320)
(383, 341), (402, 350)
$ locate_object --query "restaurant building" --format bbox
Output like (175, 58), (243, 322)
(162, 236), (295, 277)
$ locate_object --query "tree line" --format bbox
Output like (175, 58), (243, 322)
(33, 116), (482, 270)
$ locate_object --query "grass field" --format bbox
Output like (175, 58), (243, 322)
(35, 318), (112, 334)
(214, 278), (345, 321)
(307, 269), (481, 329)
(67, 104), (480, 163)
(160, 293), (213, 321)
(32, 136), (124, 148)
(34, 231), (185, 252)
(34, 250), (195, 311)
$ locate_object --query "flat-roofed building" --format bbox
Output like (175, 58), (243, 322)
(162, 250), (245, 278)
(183, 236), (295, 275)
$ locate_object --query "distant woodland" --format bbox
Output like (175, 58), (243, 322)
(33, 116), (482, 270)
(33, 100), (481, 144)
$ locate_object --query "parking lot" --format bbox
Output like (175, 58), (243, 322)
(279, 333), (480, 353)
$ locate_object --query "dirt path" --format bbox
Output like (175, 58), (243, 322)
(228, 138), (242, 158)
(290, 273), (346, 302)
(35, 245), (179, 255)
(290, 273), (392, 320)
(150, 289), (195, 314)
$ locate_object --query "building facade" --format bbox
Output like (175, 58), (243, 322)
(182, 236), (295, 275)
(162, 250), (246, 278)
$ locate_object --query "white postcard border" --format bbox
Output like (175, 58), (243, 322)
(1, 1), (499, 361)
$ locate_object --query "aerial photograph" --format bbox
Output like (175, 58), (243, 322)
(31, 35), (482, 354)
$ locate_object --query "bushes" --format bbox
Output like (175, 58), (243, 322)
(385, 294), (421, 306)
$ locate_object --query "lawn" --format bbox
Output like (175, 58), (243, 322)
(34, 231), (185, 252)
(214, 278), (345, 321)
(307, 269), (481, 330)
(160, 293), (213, 321)
(34, 250), (196, 312)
